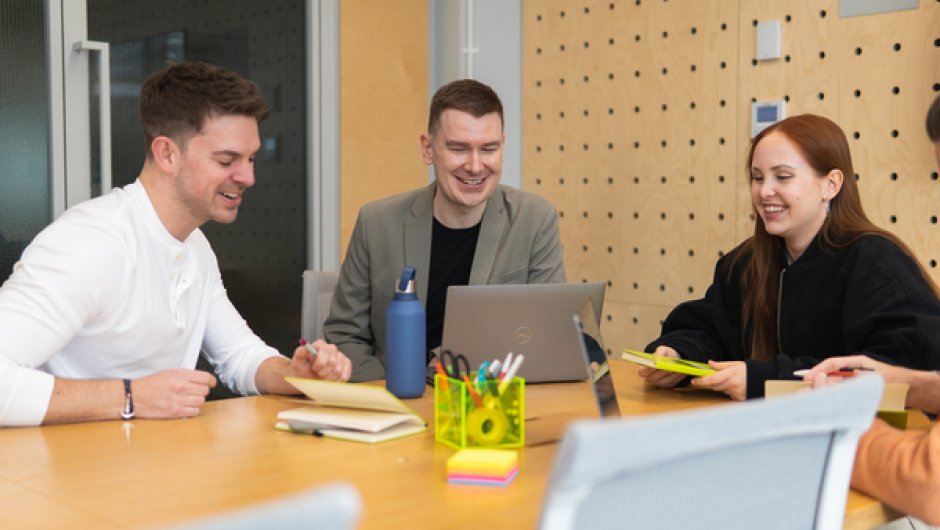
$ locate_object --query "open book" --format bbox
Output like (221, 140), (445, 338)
(275, 378), (427, 443)
(621, 349), (716, 377)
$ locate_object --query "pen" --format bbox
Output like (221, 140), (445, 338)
(463, 375), (485, 407)
(475, 362), (490, 393)
(499, 352), (514, 380)
(298, 338), (319, 359)
(497, 354), (525, 395)
(436, 360), (449, 389)
(488, 359), (502, 378)
(793, 368), (875, 378)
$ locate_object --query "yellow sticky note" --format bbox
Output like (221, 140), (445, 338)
(447, 448), (518, 476)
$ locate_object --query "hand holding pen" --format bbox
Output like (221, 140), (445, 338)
(804, 354), (940, 416)
(294, 338), (352, 382)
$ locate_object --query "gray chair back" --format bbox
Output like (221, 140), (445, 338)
(301, 270), (340, 341)
(166, 482), (361, 530)
(539, 375), (884, 530)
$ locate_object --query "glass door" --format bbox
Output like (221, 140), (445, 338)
(0, 1), (52, 283)
(1, 0), (339, 397)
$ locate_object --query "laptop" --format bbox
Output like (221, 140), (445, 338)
(440, 282), (605, 383)
(573, 298), (621, 418)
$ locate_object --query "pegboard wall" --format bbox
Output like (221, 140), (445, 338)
(523, 0), (940, 353)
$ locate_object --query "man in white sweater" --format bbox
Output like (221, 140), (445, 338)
(0, 61), (350, 427)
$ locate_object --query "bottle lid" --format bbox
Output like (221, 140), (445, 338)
(396, 266), (417, 294)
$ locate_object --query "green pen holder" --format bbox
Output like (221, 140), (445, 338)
(433, 374), (525, 449)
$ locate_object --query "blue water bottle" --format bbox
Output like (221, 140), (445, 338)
(385, 266), (426, 398)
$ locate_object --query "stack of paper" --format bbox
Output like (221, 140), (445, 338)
(446, 448), (519, 487)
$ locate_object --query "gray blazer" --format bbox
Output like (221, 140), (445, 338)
(324, 182), (567, 381)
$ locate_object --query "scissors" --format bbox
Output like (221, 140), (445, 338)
(439, 349), (471, 379)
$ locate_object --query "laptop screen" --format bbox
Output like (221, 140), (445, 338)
(574, 299), (621, 418)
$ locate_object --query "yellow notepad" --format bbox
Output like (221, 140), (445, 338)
(276, 378), (427, 443)
(621, 349), (716, 377)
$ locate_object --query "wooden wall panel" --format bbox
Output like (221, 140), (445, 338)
(339, 0), (428, 256)
(524, 0), (940, 354)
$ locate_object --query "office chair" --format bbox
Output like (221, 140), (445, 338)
(538, 375), (884, 530)
(300, 270), (340, 342)
(164, 482), (361, 530)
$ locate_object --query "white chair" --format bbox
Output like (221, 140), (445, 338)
(300, 270), (339, 342)
(164, 482), (361, 530)
(538, 375), (884, 530)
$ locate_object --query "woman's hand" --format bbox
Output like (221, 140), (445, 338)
(690, 360), (747, 401)
(637, 346), (687, 389)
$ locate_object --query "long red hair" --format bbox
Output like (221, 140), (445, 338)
(732, 114), (938, 360)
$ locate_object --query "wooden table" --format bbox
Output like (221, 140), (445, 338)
(0, 360), (907, 529)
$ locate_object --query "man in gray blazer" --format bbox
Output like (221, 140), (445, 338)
(324, 79), (566, 381)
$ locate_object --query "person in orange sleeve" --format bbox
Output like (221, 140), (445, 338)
(804, 94), (940, 527)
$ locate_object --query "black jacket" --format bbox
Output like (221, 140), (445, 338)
(647, 235), (940, 398)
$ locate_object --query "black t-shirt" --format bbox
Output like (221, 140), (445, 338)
(426, 217), (481, 358)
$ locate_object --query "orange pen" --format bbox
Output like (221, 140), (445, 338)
(436, 360), (449, 389)
(462, 375), (485, 407)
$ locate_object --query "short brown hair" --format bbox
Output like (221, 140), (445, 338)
(139, 61), (270, 157)
(427, 79), (503, 135)
(927, 93), (940, 142)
